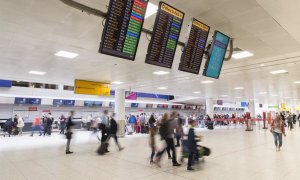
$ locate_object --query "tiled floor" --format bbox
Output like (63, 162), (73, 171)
(1, 124), (300, 180)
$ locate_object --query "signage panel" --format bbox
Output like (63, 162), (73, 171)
(145, 2), (184, 68)
(99, 0), (148, 60)
(74, 80), (110, 96)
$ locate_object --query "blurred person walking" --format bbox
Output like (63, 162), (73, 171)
(30, 115), (42, 136)
(65, 111), (75, 154)
(149, 114), (157, 163)
(107, 113), (124, 151)
(99, 110), (110, 152)
(187, 120), (198, 171)
(175, 114), (184, 147)
(128, 114), (136, 133)
(16, 114), (24, 136)
(287, 113), (293, 130)
(271, 113), (286, 151)
(59, 113), (66, 134)
(3, 118), (14, 137)
(44, 113), (53, 136)
(155, 112), (181, 167)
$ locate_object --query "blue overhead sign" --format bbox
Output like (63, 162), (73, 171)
(14, 98), (41, 105)
(203, 31), (230, 79)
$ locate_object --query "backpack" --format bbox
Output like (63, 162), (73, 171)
(159, 121), (169, 139)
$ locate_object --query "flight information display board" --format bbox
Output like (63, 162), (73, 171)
(99, 0), (148, 60)
(179, 19), (210, 74)
(145, 2), (184, 68)
(203, 31), (230, 79)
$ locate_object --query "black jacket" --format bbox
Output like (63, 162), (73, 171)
(109, 118), (118, 134)
(188, 128), (197, 151)
(66, 116), (75, 130)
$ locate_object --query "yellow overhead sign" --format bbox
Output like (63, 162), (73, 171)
(74, 80), (110, 96)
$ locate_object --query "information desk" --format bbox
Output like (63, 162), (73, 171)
(145, 2), (184, 68)
(203, 31), (230, 79)
(179, 19), (210, 74)
(99, 0), (148, 60)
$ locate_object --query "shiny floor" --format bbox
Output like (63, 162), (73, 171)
(1, 123), (300, 180)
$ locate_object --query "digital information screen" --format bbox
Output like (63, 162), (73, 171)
(203, 31), (230, 79)
(145, 2), (184, 68)
(99, 0), (148, 60)
(179, 19), (210, 74)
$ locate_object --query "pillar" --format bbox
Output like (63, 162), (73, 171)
(206, 98), (214, 118)
(115, 89), (126, 137)
(249, 100), (256, 118)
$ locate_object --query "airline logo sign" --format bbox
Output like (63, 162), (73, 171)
(74, 80), (110, 96)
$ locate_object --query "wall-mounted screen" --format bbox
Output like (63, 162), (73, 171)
(99, 0), (148, 60)
(14, 98), (28, 105)
(145, 2), (184, 68)
(203, 31), (230, 79)
(179, 18), (210, 74)
(131, 103), (139, 108)
(28, 98), (41, 105)
(125, 91), (137, 100)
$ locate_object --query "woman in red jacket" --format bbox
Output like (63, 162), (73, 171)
(271, 113), (286, 151)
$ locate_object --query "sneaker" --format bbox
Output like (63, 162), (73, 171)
(173, 162), (181, 166)
(66, 151), (74, 154)
(187, 167), (194, 171)
(119, 147), (125, 151)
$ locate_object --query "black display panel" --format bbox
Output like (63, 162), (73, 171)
(145, 2), (184, 68)
(203, 31), (230, 79)
(28, 98), (41, 105)
(179, 19), (210, 74)
(99, 0), (148, 60)
(15, 98), (28, 105)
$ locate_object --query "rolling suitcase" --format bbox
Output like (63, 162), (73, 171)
(97, 142), (109, 155)
(207, 122), (214, 130)
(13, 128), (19, 135)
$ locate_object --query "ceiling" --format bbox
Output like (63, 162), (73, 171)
(0, 0), (300, 105)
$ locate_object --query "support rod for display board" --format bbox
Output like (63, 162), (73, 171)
(60, 0), (234, 60)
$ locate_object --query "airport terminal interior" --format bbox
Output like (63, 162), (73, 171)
(1, 0), (300, 179)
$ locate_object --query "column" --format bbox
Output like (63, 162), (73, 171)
(115, 89), (126, 137)
(249, 100), (256, 118)
(206, 98), (214, 118)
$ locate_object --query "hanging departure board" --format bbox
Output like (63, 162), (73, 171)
(145, 2), (184, 68)
(99, 0), (148, 60)
(203, 31), (230, 79)
(179, 19), (210, 74)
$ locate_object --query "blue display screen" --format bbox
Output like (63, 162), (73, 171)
(131, 103), (139, 108)
(0, 80), (12, 87)
(15, 98), (28, 104)
(53, 99), (64, 106)
(64, 100), (75, 106)
(84, 101), (103, 107)
(203, 31), (230, 79)
(28, 98), (41, 105)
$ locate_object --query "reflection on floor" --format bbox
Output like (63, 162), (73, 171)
(1, 124), (300, 180)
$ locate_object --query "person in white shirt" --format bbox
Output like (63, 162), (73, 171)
(16, 114), (25, 136)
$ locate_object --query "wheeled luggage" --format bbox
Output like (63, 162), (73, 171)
(97, 142), (109, 155)
(126, 125), (133, 135)
(207, 121), (214, 130)
(13, 128), (19, 135)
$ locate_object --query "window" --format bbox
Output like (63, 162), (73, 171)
(63, 85), (74, 91)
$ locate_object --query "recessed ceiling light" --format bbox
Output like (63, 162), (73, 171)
(201, 80), (214, 84)
(145, 2), (158, 19)
(270, 70), (288, 75)
(55, 50), (78, 59)
(234, 87), (244, 90)
(271, 94), (278, 97)
(111, 81), (124, 85)
(259, 92), (267, 95)
(232, 51), (254, 59)
(157, 87), (168, 90)
(260, 64), (265, 67)
(28, 71), (46, 75)
(294, 81), (300, 84)
(193, 92), (201, 94)
(153, 71), (170, 75)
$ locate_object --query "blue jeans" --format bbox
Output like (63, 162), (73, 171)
(31, 125), (42, 135)
(273, 132), (282, 147)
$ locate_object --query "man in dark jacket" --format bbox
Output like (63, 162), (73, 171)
(107, 113), (124, 151)
(187, 120), (198, 171)
(65, 111), (75, 154)
(4, 118), (14, 137)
